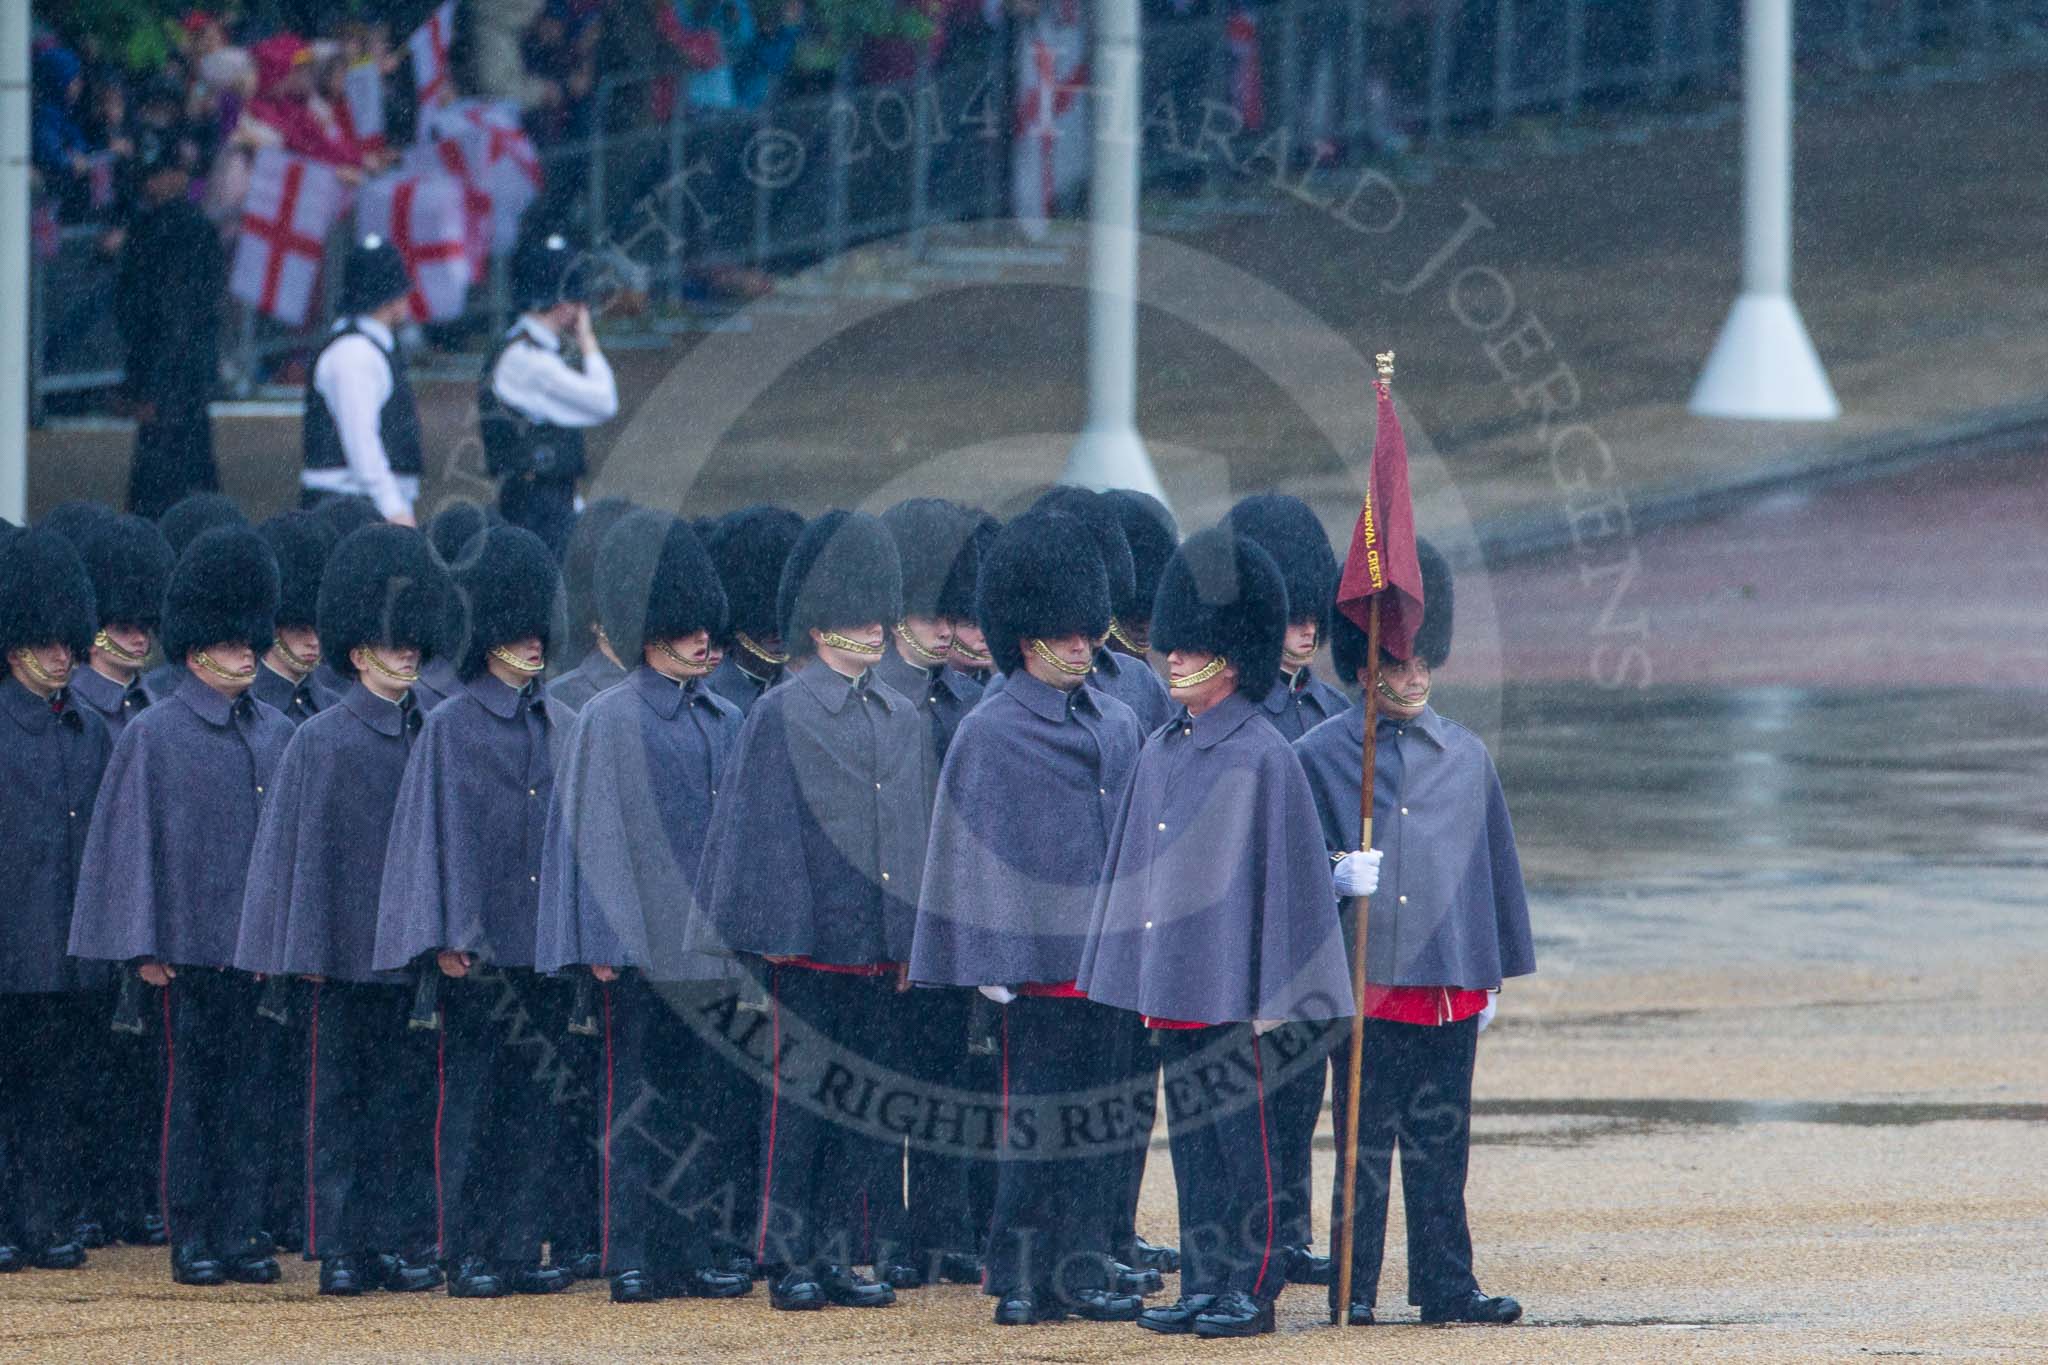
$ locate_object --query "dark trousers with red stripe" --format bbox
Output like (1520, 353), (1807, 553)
(435, 971), (551, 1267)
(1106, 1011), (1162, 1259)
(881, 986), (980, 1263)
(983, 995), (1123, 1301)
(1326, 1015), (1480, 1314)
(1157, 1023), (1283, 1300)
(1266, 1018), (1340, 1255)
(161, 970), (272, 1259)
(754, 966), (898, 1273)
(0, 992), (87, 1251)
(305, 980), (438, 1262)
(88, 985), (164, 1237)
(596, 974), (727, 1278)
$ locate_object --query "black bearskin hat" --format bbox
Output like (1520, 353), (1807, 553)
(426, 501), (494, 571)
(706, 505), (804, 644)
(882, 498), (980, 622)
(1150, 528), (1288, 702)
(1103, 490), (1178, 625)
(976, 511), (1111, 677)
(161, 525), (280, 664)
(317, 525), (452, 679)
(454, 526), (560, 680)
(79, 515), (175, 629)
(561, 497), (638, 660)
(258, 511), (338, 631)
(1331, 537), (1454, 684)
(312, 493), (384, 544)
(777, 510), (902, 651)
(158, 492), (247, 558)
(1030, 486), (1138, 621)
(597, 509), (729, 665)
(1226, 493), (1337, 630)
(40, 499), (116, 548)
(0, 528), (97, 661)
(342, 235), (412, 315)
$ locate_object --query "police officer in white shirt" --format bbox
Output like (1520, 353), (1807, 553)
(480, 232), (619, 556)
(302, 237), (422, 526)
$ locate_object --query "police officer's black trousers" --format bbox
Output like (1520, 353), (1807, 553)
(0, 992), (86, 1250)
(433, 971), (551, 1267)
(305, 981), (437, 1262)
(1157, 1023), (1285, 1301)
(982, 994), (1123, 1301)
(161, 970), (271, 1258)
(1325, 1014), (1480, 1314)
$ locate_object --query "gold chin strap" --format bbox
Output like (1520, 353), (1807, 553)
(358, 648), (420, 685)
(654, 638), (715, 676)
(1376, 676), (1429, 710)
(1106, 618), (1147, 653)
(894, 622), (950, 667)
(1029, 638), (1092, 676)
(489, 644), (546, 676)
(817, 630), (884, 657)
(94, 629), (149, 666)
(950, 640), (991, 665)
(734, 630), (789, 667)
(1168, 656), (1230, 690)
(13, 647), (65, 688)
(1281, 624), (1319, 668)
(192, 649), (256, 683)
(274, 637), (319, 676)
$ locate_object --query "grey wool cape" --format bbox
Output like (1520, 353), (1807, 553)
(535, 668), (741, 980)
(0, 679), (112, 993)
(1075, 691), (1355, 1024)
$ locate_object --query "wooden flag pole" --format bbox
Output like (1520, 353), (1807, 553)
(1333, 352), (1394, 1324)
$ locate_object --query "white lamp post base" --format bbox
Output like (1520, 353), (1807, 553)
(1689, 291), (1840, 421)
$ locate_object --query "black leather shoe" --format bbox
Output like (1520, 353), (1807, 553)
(510, 1263), (574, 1294)
(1285, 1245), (1332, 1285)
(560, 1250), (604, 1281)
(878, 1259), (924, 1289)
(1112, 1261), (1164, 1296)
(1130, 1236), (1180, 1274)
(1192, 1289), (1276, 1338)
(171, 1249), (227, 1286)
(447, 1256), (506, 1298)
(1072, 1287), (1144, 1322)
(226, 1253), (281, 1285)
(1339, 1300), (1376, 1326)
(1422, 1290), (1523, 1324)
(679, 1266), (752, 1299)
(384, 1256), (444, 1293)
(768, 1269), (827, 1311)
(935, 1252), (982, 1285)
(0, 1246), (24, 1274)
(1135, 1293), (1216, 1334)
(993, 1291), (1066, 1325)
(74, 1220), (108, 1250)
(138, 1214), (168, 1247)
(610, 1269), (658, 1303)
(721, 1250), (757, 1279)
(32, 1241), (86, 1271)
(819, 1264), (895, 1308)
(319, 1255), (365, 1296)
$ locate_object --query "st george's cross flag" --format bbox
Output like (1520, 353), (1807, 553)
(230, 147), (347, 325)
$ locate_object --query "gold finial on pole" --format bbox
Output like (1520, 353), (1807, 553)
(1375, 350), (1395, 381)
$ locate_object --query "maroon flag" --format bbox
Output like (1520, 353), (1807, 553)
(1335, 368), (1425, 660)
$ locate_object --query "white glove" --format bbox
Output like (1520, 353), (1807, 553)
(978, 984), (1017, 1005)
(1332, 849), (1383, 898)
(1477, 990), (1498, 1033)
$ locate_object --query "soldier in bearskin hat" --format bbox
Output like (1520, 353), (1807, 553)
(536, 509), (753, 1306)
(70, 524), (295, 1287)
(1029, 487), (1173, 734)
(688, 510), (927, 1313)
(142, 493), (251, 702)
(1101, 490), (1177, 660)
(547, 497), (640, 717)
(252, 513), (338, 725)
(946, 511), (1001, 685)
(1293, 539), (1534, 1329)
(0, 530), (111, 1275)
(39, 498), (116, 550)
(234, 525), (455, 1297)
(703, 504), (805, 716)
(909, 510), (1150, 1326)
(71, 515), (174, 740)
(1076, 527), (1355, 1339)
(372, 526), (572, 1299)
(416, 502), (495, 713)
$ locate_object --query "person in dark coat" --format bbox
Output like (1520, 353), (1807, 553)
(64, 513), (176, 1249)
(909, 511), (1148, 1326)
(536, 510), (753, 1306)
(114, 138), (225, 520)
(1076, 527), (1355, 1340)
(68, 525), (295, 1287)
(702, 504), (804, 716)
(1102, 490), (1177, 659)
(234, 526), (455, 1297)
(1293, 540), (1534, 1328)
(142, 494), (250, 702)
(945, 512), (1001, 686)
(687, 509), (927, 1313)
(371, 526), (574, 1299)
(871, 497), (986, 1288)
(1221, 492), (1351, 1288)
(0, 531), (110, 1275)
